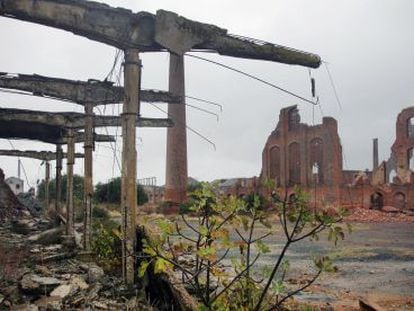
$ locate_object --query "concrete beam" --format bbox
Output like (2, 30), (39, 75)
(0, 73), (181, 105)
(0, 1), (321, 68)
(0, 108), (173, 129)
(0, 121), (115, 145)
(0, 149), (84, 161)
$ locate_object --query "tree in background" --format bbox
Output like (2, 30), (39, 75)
(94, 177), (148, 206)
(37, 174), (84, 206)
(38, 176), (148, 206)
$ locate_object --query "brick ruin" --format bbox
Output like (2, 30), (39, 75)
(256, 105), (414, 211)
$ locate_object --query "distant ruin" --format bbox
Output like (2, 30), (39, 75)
(257, 105), (414, 211)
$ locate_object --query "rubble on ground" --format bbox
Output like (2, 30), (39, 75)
(0, 168), (23, 221)
(17, 192), (42, 217)
(0, 218), (154, 310)
(345, 207), (414, 223)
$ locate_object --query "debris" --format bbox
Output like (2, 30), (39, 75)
(17, 192), (42, 217)
(80, 263), (104, 283)
(11, 219), (36, 235)
(381, 206), (399, 213)
(28, 227), (64, 245)
(49, 284), (72, 298)
(359, 298), (386, 311)
(70, 275), (89, 290)
(20, 274), (61, 295)
(345, 207), (414, 223)
(34, 296), (62, 310)
(0, 168), (24, 221)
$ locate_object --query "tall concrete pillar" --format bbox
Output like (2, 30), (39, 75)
(66, 129), (75, 236)
(83, 102), (93, 251)
(373, 138), (379, 170)
(45, 161), (50, 209)
(55, 144), (63, 217)
(121, 49), (140, 284)
(165, 53), (187, 204)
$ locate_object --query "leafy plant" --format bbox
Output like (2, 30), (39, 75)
(92, 223), (122, 273)
(139, 182), (349, 311)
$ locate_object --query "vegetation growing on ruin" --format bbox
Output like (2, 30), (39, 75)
(139, 182), (349, 310)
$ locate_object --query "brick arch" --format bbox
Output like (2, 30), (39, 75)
(393, 191), (405, 209)
(309, 137), (324, 184)
(269, 145), (281, 183)
(407, 116), (414, 138)
(288, 142), (301, 186)
(370, 191), (384, 210)
(408, 147), (414, 170)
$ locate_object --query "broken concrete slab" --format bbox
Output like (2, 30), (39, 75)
(49, 284), (72, 298)
(20, 274), (61, 294)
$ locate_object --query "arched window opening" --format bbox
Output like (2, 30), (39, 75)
(370, 192), (384, 210)
(408, 148), (414, 170)
(393, 192), (405, 210)
(269, 146), (281, 185)
(407, 117), (414, 138)
(288, 142), (301, 186)
(389, 169), (397, 184)
(288, 108), (300, 131)
(310, 138), (324, 184)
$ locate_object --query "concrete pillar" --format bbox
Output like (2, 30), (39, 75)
(66, 129), (75, 236)
(373, 138), (379, 170)
(83, 102), (93, 250)
(45, 160), (50, 209)
(55, 144), (63, 217)
(121, 49), (140, 284)
(165, 53), (187, 204)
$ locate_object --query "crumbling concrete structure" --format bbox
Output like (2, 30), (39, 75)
(1, 0), (321, 284)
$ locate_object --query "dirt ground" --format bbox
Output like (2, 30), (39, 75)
(256, 221), (414, 310)
(173, 210), (414, 310)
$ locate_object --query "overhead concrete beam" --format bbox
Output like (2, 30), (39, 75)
(0, 1), (321, 68)
(0, 108), (173, 129)
(0, 121), (115, 144)
(0, 73), (181, 105)
(0, 149), (84, 161)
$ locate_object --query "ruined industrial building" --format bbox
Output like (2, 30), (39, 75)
(214, 105), (414, 213)
(0, 0), (413, 310)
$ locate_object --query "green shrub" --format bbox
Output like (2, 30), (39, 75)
(94, 177), (148, 205)
(92, 223), (121, 273)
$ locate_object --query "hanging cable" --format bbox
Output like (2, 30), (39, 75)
(149, 103), (216, 150)
(185, 53), (317, 106)
(186, 103), (219, 121)
(185, 95), (223, 112)
(105, 49), (122, 81)
(6, 139), (32, 188)
(95, 106), (121, 171)
(323, 62), (343, 110)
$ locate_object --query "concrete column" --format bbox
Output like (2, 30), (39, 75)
(66, 129), (75, 236)
(83, 102), (93, 251)
(55, 144), (63, 217)
(121, 49), (140, 284)
(165, 53), (187, 204)
(373, 138), (379, 170)
(45, 161), (50, 209)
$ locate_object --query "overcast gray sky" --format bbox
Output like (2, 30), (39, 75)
(1, 0), (414, 189)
